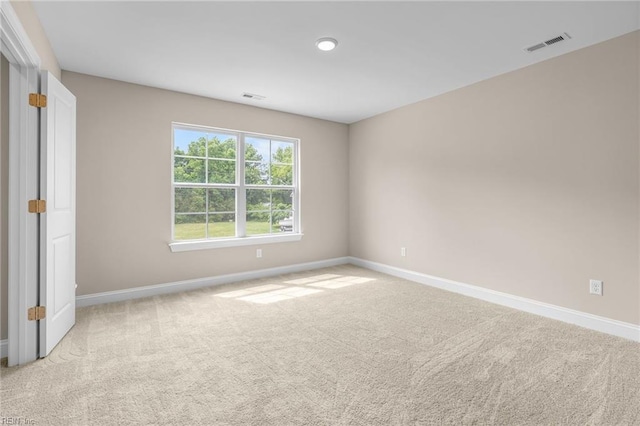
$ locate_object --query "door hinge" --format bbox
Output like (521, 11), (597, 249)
(29, 93), (47, 108)
(28, 199), (46, 213)
(28, 306), (46, 321)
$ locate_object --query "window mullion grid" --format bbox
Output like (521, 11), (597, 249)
(174, 154), (207, 160)
(268, 139), (273, 186)
(174, 182), (236, 189)
(269, 190), (273, 235)
(293, 141), (299, 233)
(172, 124), (298, 242)
(204, 135), (210, 238)
(244, 184), (294, 190)
(171, 133), (176, 240)
(237, 134), (247, 237)
(205, 186), (210, 239)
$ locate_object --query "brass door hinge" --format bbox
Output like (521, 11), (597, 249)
(28, 199), (46, 213)
(28, 306), (46, 321)
(29, 93), (47, 108)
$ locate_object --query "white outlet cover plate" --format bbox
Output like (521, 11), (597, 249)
(589, 279), (603, 295)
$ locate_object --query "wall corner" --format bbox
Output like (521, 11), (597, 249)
(9, 0), (61, 80)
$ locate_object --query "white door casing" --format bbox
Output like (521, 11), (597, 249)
(39, 71), (76, 356)
(1, 0), (41, 366)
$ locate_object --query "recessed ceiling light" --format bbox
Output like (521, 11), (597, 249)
(316, 37), (338, 52)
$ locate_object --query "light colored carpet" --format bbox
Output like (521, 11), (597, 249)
(1, 264), (639, 425)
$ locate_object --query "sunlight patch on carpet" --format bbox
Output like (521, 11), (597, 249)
(284, 274), (342, 285)
(216, 274), (376, 304)
(215, 284), (285, 298)
(237, 287), (323, 304)
(307, 276), (375, 289)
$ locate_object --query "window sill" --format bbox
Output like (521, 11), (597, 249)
(169, 233), (303, 252)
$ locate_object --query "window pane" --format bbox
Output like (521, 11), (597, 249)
(175, 188), (205, 213)
(174, 157), (205, 183)
(174, 129), (207, 157)
(246, 189), (270, 212)
(173, 125), (298, 242)
(174, 214), (206, 240)
(246, 188), (269, 235)
(208, 159), (236, 184)
(273, 211), (293, 233)
(207, 214), (235, 238)
(245, 136), (269, 162)
(245, 161), (269, 185)
(246, 213), (271, 236)
(271, 141), (294, 164)
(208, 134), (236, 160)
(271, 190), (293, 210)
(208, 188), (235, 213)
(270, 164), (292, 185)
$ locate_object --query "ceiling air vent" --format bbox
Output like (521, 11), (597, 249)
(524, 32), (571, 53)
(544, 35), (565, 46)
(242, 92), (266, 101)
(525, 43), (546, 53)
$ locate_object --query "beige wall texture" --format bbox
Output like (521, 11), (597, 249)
(1, 54), (9, 340)
(61, 71), (349, 296)
(9, 0), (61, 79)
(349, 32), (640, 326)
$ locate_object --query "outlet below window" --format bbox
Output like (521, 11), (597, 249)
(589, 279), (603, 296)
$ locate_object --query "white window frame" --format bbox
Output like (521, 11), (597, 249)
(169, 122), (302, 252)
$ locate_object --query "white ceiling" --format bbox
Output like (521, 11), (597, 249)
(33, 1), (640, 124)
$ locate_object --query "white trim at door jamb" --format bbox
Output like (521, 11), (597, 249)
(1, 1), (41, 366)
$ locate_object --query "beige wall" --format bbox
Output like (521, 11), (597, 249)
(349, 32), (640, 325)
(61, 71), (349, 296)
(9, 0), (61, 79)
(1, 54), (9, 340)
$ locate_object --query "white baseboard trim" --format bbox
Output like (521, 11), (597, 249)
(74, 255), (640, 343)
(76, 257), (350, 308)
(348, 257), (640, 343)
(1, 339), (7, 359)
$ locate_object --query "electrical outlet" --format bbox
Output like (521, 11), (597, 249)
(256, 249), (262, 258)
(589, 279), (603, 296)
(401, 247), (406, 257)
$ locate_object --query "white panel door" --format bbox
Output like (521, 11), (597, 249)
(39, 71), (76, 356)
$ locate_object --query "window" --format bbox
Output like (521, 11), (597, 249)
(170, 123), (301, 251)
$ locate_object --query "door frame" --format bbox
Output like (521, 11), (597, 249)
(1, 1), (41, 366)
